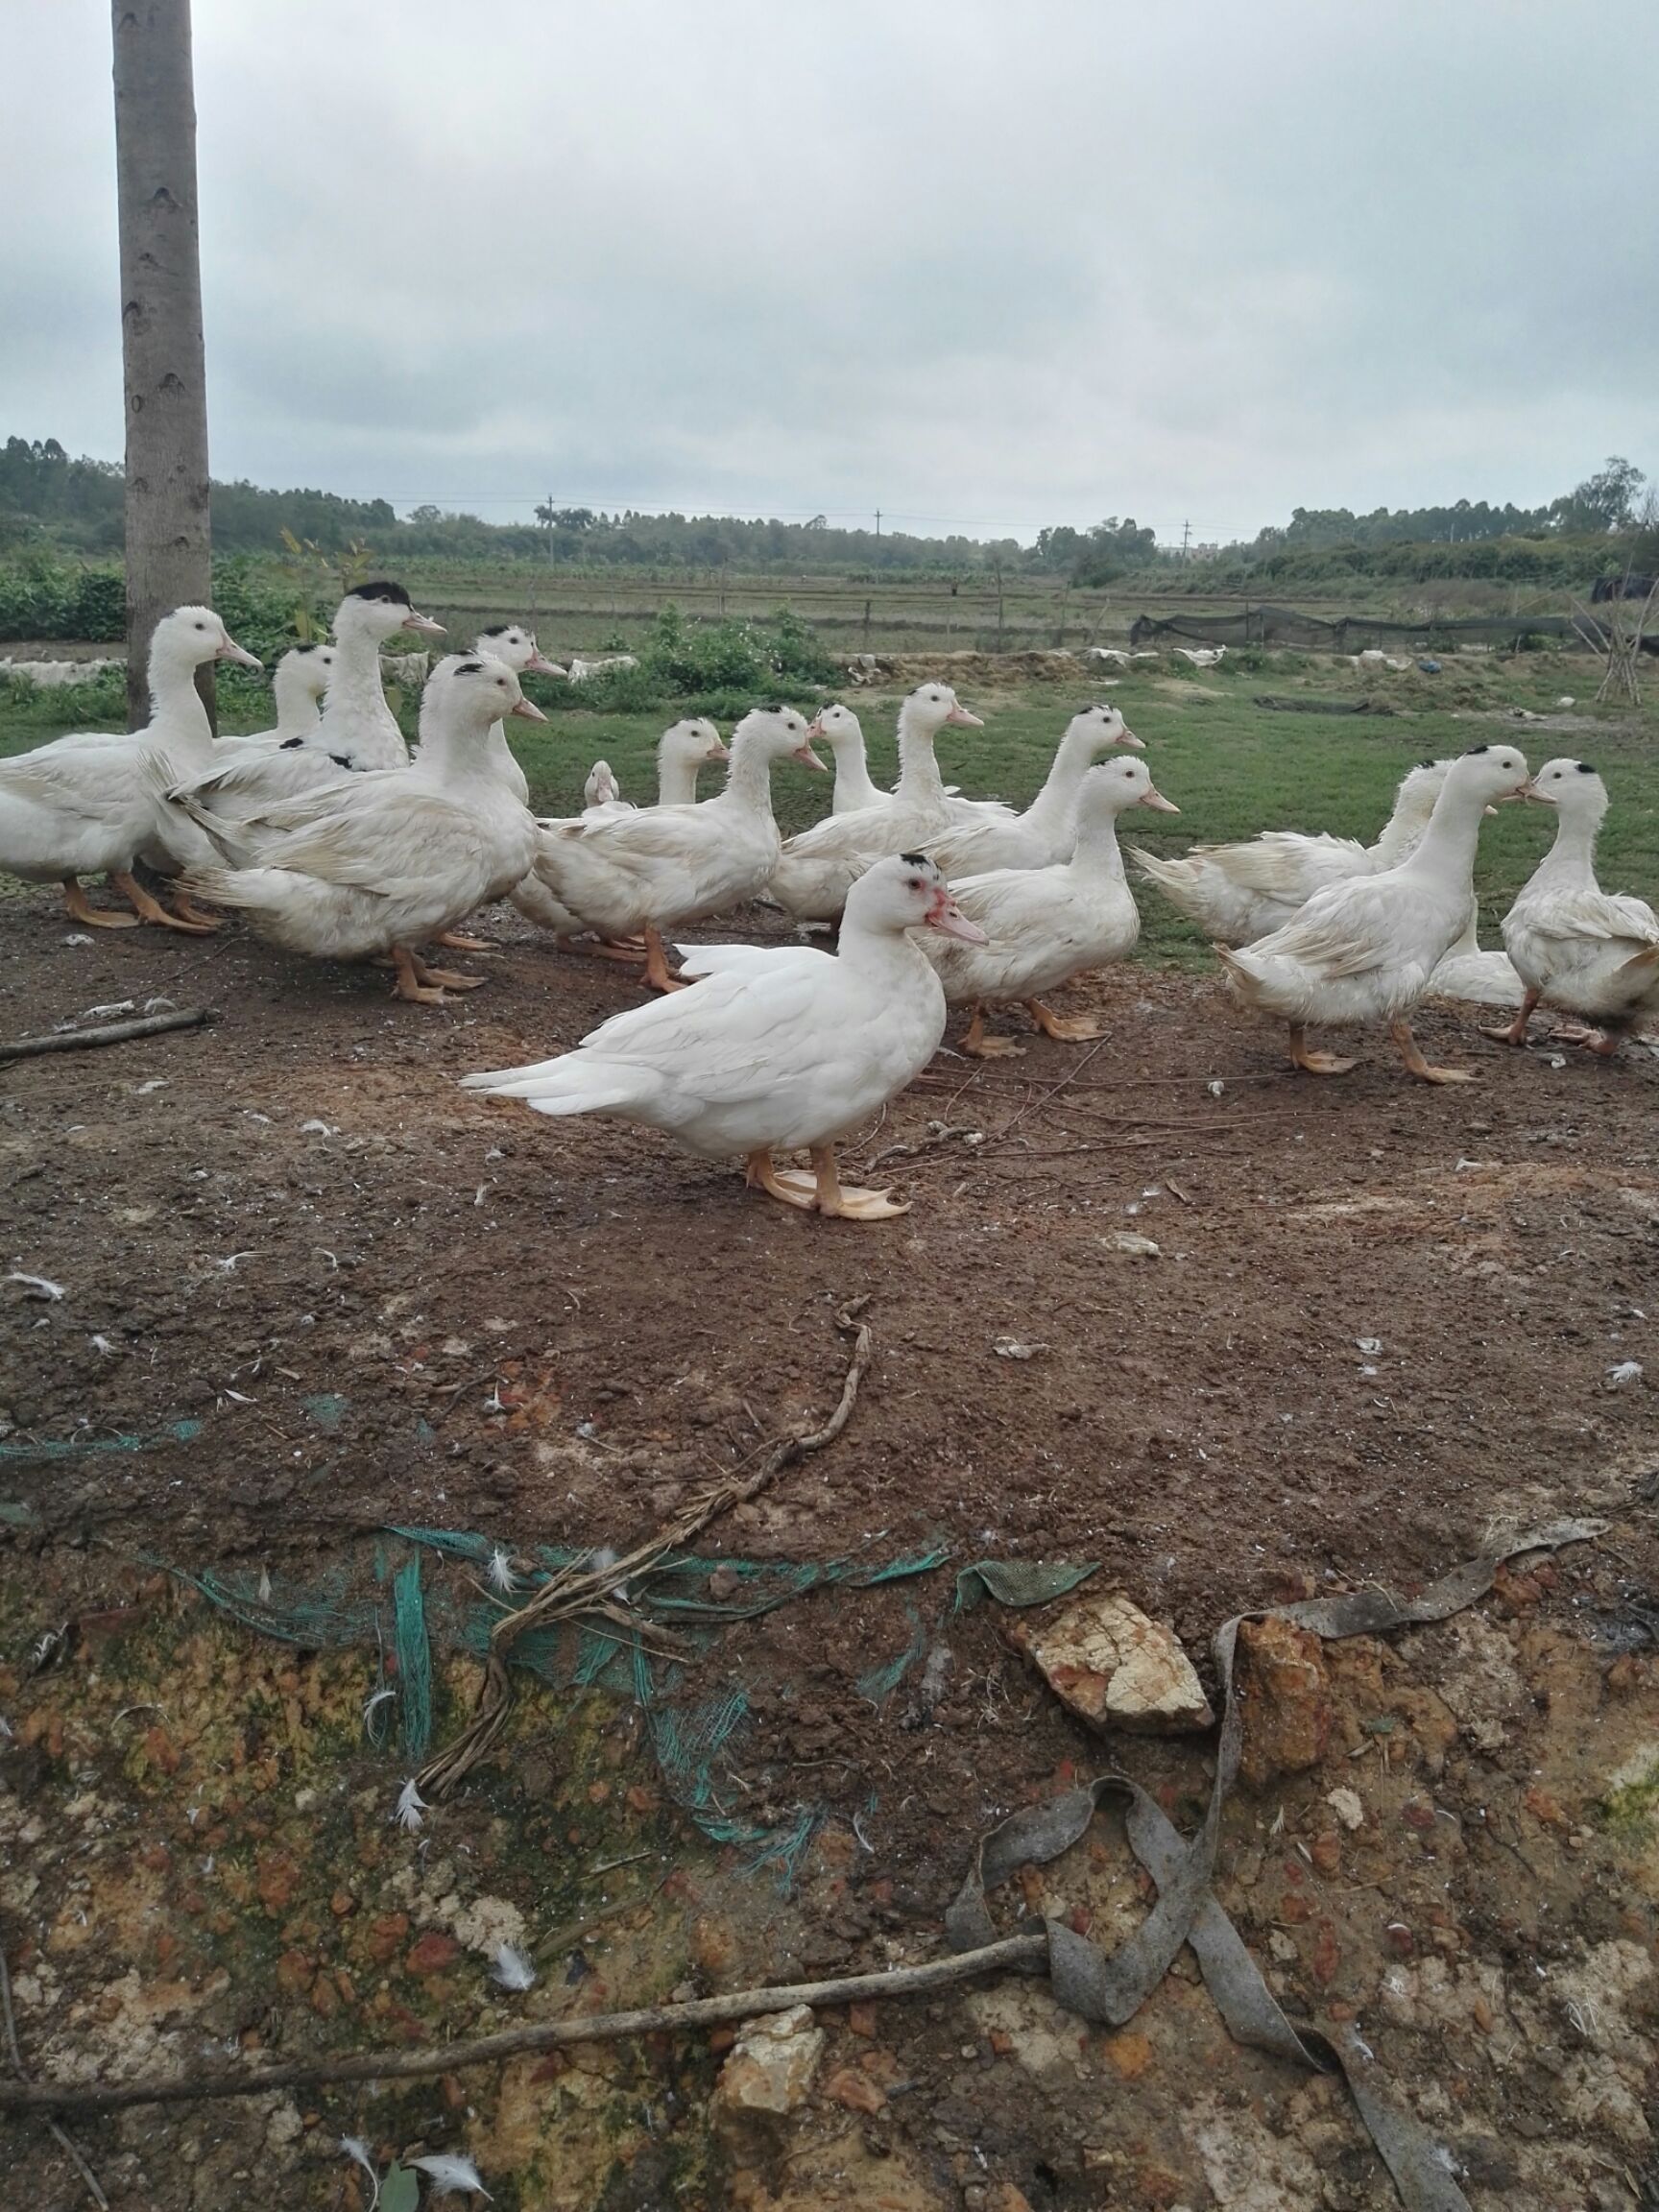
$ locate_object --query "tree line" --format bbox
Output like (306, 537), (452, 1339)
(1, 433), (1649, 585)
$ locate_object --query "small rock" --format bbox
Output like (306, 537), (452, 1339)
(1236, 1618), (1332, 1786)
(1268, 1931), (1299, 1962)
(1104, 1232), (1162, 1259)
(993, 1336), (1046, 1360)
(1325, 1787), (1364, 1832)
(824, 2064), (885, 2113)
(1382, 1922), (1414, 1960)
(712, 2007), (824, 2125)
(404, 1932), (462, 1978)
(1006, 1594), (1213, 1733)
(1309, 1831), (1340, 1874)
(847, 2002), (878, 2039)
(707, 1564), (741, 1603)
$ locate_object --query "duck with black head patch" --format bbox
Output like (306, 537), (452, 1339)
(1486, 757), (1659, 1056)
(168, 582), (445, 821)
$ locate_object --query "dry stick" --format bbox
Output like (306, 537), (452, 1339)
(415, 1301), (875, 1799)
(0, 1946), (109, 2206)
(0, 1935), (1046, 2119)
(0, 1008), (214, 1063)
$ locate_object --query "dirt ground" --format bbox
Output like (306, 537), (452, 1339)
(3, 887), (1659, 2209)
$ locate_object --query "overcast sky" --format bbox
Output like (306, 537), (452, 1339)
(5, 0), (1656, 544)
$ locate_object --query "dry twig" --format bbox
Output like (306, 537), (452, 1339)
(0, 1934), (1044, 2118)
(0, 1008), (214, 1063)
(415, 1300), (875, 1798)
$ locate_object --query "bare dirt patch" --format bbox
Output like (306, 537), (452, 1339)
(3, 889), (1659, 2207)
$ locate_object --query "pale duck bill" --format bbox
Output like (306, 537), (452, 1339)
(925, 888), (988, 945)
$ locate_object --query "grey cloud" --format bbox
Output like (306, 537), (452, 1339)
(4, 0), (1654, 542)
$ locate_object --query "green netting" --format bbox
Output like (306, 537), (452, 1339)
(392, 1557), (433, 1764)
(172, 1530), (1063, 1888)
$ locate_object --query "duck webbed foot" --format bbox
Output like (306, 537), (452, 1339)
(958, 1004), (1024, 1058)
(110, 871), (217, 934)
(642, 926), (685, 993)
(412, 952), (488, 992)
(743, 1147), (910, 1221)
(62, 877), (139, 929)
(433, 928), (493, 952)
(1287, 1022), (1357, 1076)
(1389, 1018), (1475, 1084)
(1025, 998), (1104, 1043)
(390, 946), (452, 1005)
(1481, 987), (1540, 1047)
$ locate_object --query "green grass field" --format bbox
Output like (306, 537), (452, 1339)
(4, 649), (1654, 965)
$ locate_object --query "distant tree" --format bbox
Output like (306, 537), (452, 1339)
(1551, 456), (1647, 534)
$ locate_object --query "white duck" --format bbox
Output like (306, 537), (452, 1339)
(926, 704), (1143, 877)
(463, 854), (986, 1220)
(0, 605), (261, 930)
(926, 756), (1180, 1055)
(1487, 757), (1659, 1055)
(764, 684), (982, 922)
(1132, 758), (1455, 946)
(808, 704), (888, 814)
(511, 719), (730, 945)
(526, 709), (824, 987)
(177, 582), (445, 813)
(1216, 744), (1532, 1082)
(173, 656), (542, 1005)
(1175, 646), (1226, 670)
(208, 643), (338, 755)
(429, 623), (563, 807)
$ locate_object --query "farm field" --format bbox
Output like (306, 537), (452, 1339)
(3, 648), (1659, 2207)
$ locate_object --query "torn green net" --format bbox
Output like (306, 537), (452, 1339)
(169, 1530), (1088, 1887)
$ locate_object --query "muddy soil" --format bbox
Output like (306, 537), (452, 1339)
(3, 889), (1659, 2208)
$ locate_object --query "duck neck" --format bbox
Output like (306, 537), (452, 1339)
(1070, 804), (1129, 885)
(1372, 798), (1433, 866)
(413, 707), (492, 787)
(1022, 723), (1103, 835)
(893, 710), (947, 805)
(720, 736), (780, 817)
(320, 619), (405, 761)
(1535, 806), (1601, 885)
(1397, 784), (1490, 886)
(272, 668), (324, 739)
(830, 733), (883, 810)
(658, 752), (705, 806)
(836, 912), (937, 992)
(146, 645), (215, 763)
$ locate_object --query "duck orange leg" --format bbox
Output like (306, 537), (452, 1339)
(641, 926), (685, 993)
(110, 871), (216, 934)
(389, 946), (450, 1005)
(411, 950), (488, 992)
(958, 1002), (1023, 1058)
(62, 877), (139, 929)
(1482, 987), (1540, 1047)
(1025, 998), (1104, 1043)
(1287, 1022), (1357, 1076)
(1389, 1018), (1475, 1084)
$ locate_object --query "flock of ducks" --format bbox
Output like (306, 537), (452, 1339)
(1, 580), (1653, 1220)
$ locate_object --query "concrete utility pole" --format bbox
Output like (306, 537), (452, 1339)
(112, 0), (213, 729)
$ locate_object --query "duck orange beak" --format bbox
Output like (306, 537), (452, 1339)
(944, 702), (983, 728)
(1137, 785), (1180, 812)
(403, 612), (446, 637)
(511, 696), (547, 722)
(793, 742), (830, 771)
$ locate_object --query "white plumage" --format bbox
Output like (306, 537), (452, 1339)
(170, 655), (542, 1003)
(1491, 757), (1659, 1054)
(524, 707), (823, 986)
(0, 605), (261, 930)
(1217, 744), (1532, 1082)
(926, 704), (1143, 877)
(764, 684), (982, 922)
(464, 854), (986, 1218)
(926, 755), (1179, 1054)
